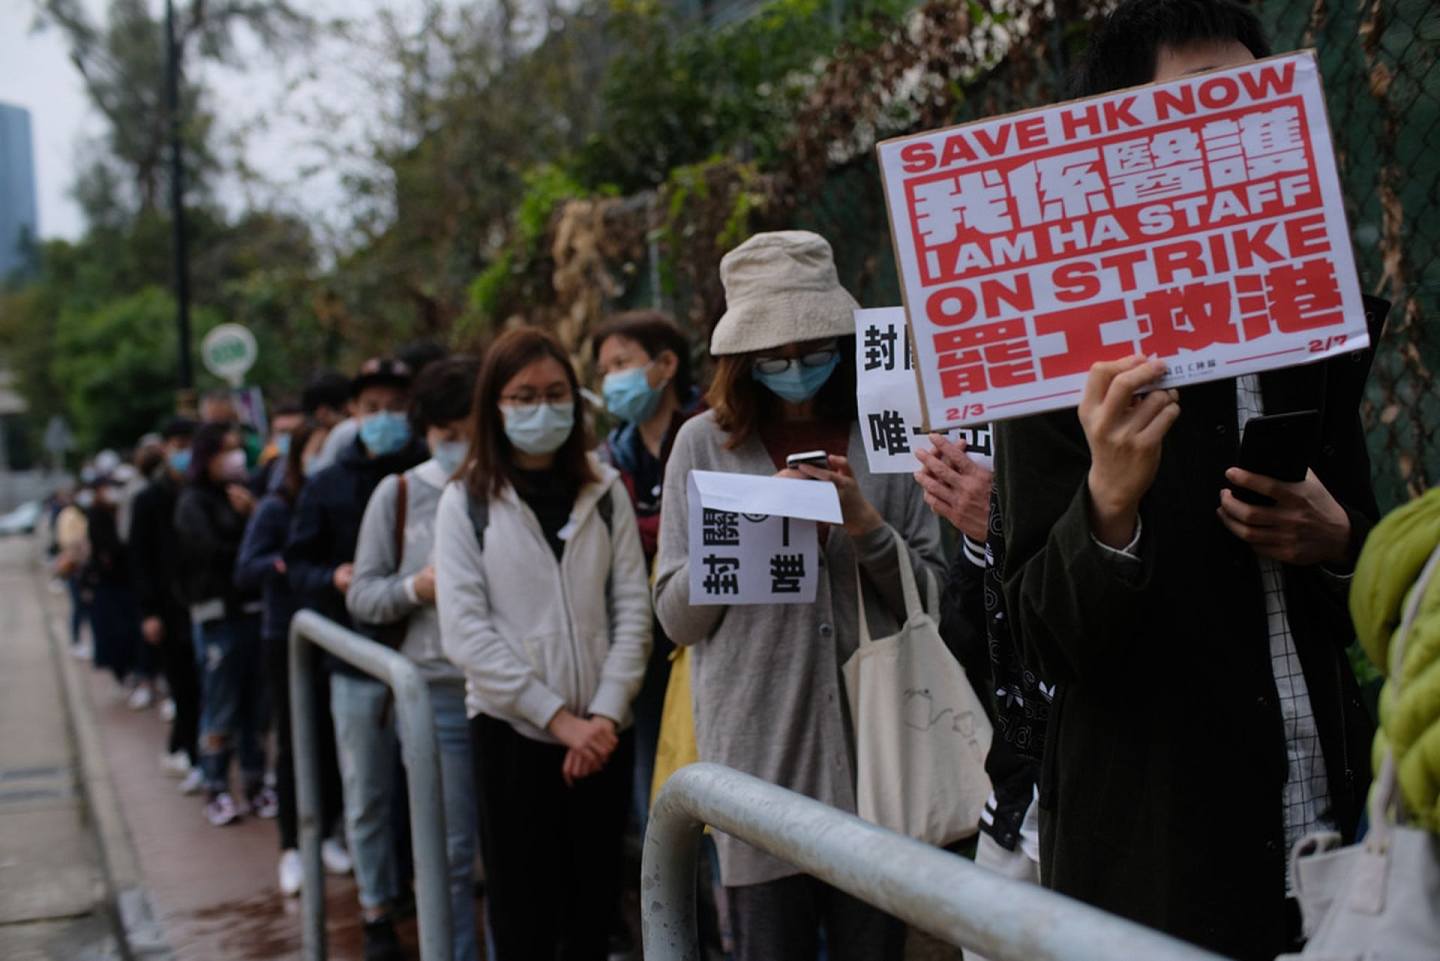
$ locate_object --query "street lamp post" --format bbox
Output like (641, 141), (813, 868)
(165, 0), (195, 405)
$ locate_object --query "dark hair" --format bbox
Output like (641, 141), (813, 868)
(1075, 0), (1270, 97)
(302, 371), (351, 415)
(411, 356), (481, 432)
(398, 341), (449, 379)
(281, 419), (318, 504)
(188, 422), (236, 486)
(591, 310), (695, 400)
(707, 336), (857, 450)
(464, 327), (598, 499)
(272, 399), (304, 419)
(161, 417), (197, 441)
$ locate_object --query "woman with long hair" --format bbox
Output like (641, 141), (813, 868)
(653, 231), (945, 961)
(435, 327), (651, 960)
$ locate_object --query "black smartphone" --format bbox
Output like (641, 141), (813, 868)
(1233, 409), (1321, 506)
(785, 450), (830, 471)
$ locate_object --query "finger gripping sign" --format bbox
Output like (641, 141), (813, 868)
(856, 307), (993, 474)
(877, 51), (1368, 429)
(687, 470), (843, 606)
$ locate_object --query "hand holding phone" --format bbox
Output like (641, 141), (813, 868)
(785, 450), (830, 472)
(1232, 410), (1320, 506)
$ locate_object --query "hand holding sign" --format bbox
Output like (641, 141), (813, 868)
(1080, 355), (1181, 548)
(914, 435), (993, 540)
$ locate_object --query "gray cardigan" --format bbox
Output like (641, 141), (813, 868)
(653, 411), (945, 886)
(347, 459), (463, 687)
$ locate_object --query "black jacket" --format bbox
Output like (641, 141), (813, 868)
(174, 481), (261, 617)
(996, 357), (1377, 961)
(130, 473), (185, 620)
(284, 436), (425, 631)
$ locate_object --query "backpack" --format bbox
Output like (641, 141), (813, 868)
(465, 484), (615, 553)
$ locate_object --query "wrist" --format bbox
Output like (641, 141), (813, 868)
(1086, 472), (1139, 549)
(845, 505), (885, 537)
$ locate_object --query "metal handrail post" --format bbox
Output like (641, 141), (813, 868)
(643, 763), (1234, 961)
(289, 610), (455, 961)
(290, 615), (327, 961)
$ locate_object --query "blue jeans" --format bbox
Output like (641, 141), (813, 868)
(331, 674), (480, 961)
(194, 614), (267, 794)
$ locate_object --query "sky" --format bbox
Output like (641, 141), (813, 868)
(0, 0), (415, 243)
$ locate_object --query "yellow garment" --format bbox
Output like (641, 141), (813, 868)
(1351, 487), (1440, 830)
(650, 645), (700, 807)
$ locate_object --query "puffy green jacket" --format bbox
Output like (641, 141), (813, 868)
(1350, 487), (1440, 830)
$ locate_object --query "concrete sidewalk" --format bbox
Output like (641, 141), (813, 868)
(0, 536), (119, 960)
(2, 534), (411, 960)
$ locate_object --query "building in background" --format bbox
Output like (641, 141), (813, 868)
(0, 102), (38, 282)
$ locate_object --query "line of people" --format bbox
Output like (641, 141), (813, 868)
(40, 6), (1403, 960)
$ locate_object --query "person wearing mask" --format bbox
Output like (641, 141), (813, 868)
(83, 472), (149, 702)
(251, 401), (305, 496)
(300, 371), (353, 470)
(236, 420), (350, 895)
(346, 357), (482, 961)
(174, 423), (275, 827)
(285, 357), (427, 958)
(995, 4), (1378, 957)
(653, 230), (944, 961)
(435, 328), (651, 961)
(592, 310), (702, 956)
(311, 343), (446, 476)
(130, 418), (204, 788)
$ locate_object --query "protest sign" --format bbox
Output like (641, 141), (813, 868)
(856, 307), (993, 474)
(687, 471), (843, 606)
(877, 51), (1368, 429)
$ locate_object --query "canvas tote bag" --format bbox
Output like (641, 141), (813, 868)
(1277, 540), (1440, 961)
(842, 529), (992, 847)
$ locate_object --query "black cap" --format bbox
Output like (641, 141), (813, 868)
(351, 358), (412, 398)
(161, 417), (198, 440)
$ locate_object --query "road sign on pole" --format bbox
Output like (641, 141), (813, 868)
(201, 324), (258, 387)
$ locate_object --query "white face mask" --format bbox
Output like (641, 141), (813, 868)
(502, 402), (575, 456)
(218, 448), (248, 482)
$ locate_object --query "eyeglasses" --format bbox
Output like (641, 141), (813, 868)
(752, 348), (839, 376)
(500, 387), (573, 408)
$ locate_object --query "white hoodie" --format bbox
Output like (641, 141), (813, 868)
(434, 461), (652, 744)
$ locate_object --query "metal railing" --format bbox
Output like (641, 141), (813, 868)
(642, 763), (1235, 961)
(289, 609), (453, 961)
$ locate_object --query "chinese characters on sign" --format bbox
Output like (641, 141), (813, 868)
(855, 308), (994, 474)
(877, 52), (1368, 428)
(686, 471), (843, 606)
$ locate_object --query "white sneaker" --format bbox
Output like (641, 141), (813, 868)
(127, 684), (154, 711)
(178, 768), (206, 796)
(278, 849), (303, 896)
(321, 837), (353, 876)
(159, 750), (190, 776)
(159, 698), (176, 722)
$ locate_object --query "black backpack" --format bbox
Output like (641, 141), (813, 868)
(465, 486), (616, 553)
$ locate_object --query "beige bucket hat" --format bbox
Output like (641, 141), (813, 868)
(710, 231), (860, 356)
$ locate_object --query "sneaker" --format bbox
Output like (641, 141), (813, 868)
(159, 698), (176, 722)
(159, 750), (190, 776)
(321, 837), (353, 876)
(178, 768), (206, 796)
(127, 684), (154, 711)
(249, 785), (280, 820)
(278, 849), (303, 897)
(361, 915), (401, 961)
(204, 792), (242, 827)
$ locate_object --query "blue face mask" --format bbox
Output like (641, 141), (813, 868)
(753, 353), (840, 404)
(503, 403), (575, 456)
(273, 433), (291, 459)
(602, 365), (665, 424)
(432, 440), (468, 475)
(359, 411), (411, 457)
(168, 449), (192, 475)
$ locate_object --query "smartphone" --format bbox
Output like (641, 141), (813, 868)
(785, 450), (831, 472)
(1233, 409), (1321, 506)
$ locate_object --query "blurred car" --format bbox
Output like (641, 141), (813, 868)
(0, 501), (42, 536)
